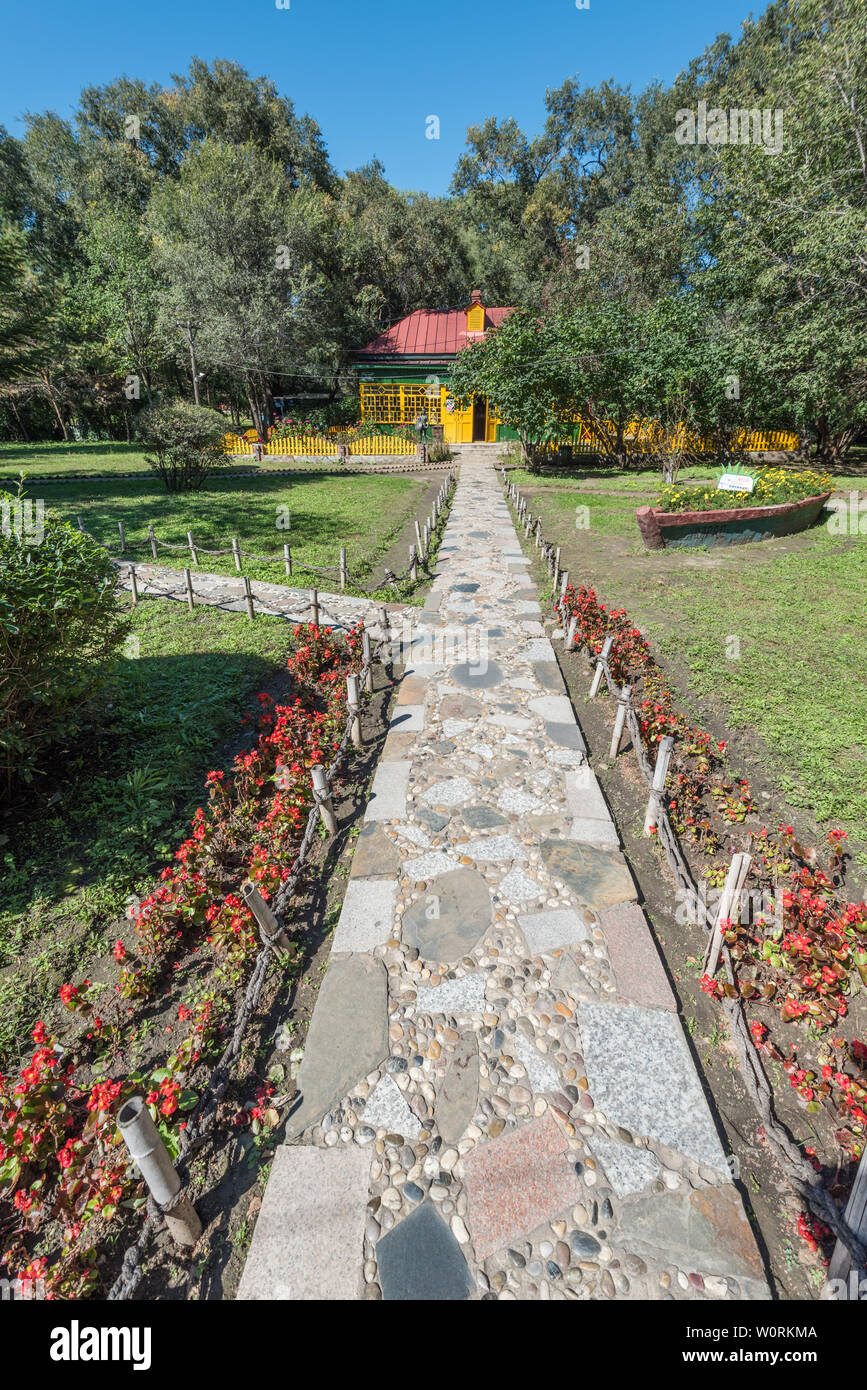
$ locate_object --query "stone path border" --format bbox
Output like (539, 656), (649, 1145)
(10, 460), (453, 485)
(238, 445), (769, 1302)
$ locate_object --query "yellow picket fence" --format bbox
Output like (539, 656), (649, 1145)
(540, 420), (799, 455)
(223, 430), (416, 457)
(347, 435), (415, 455)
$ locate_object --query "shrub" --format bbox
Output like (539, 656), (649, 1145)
(428, 440), (454, 463)
(0, 493), (130, 794)
(135, 400), (230, 492)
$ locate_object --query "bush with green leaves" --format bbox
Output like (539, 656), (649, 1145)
(0, 492), (130, 793)
(135, 400), (230, 492)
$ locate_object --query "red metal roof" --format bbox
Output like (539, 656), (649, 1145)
(356, 306), (513, 358)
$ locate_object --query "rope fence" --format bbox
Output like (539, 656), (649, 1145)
(108, 626), (393, 1299)
(502, 468), (867, 1291)
(83, 470), (457, 605)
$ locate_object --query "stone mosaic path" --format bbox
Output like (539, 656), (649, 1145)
(238, 446), (769, 1302)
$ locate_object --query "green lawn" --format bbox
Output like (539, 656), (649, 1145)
(13, 469), (430, 593)
(509, 467), (867, 869)
(0, 597), (300, 1065)
(1, 440), (159, 478)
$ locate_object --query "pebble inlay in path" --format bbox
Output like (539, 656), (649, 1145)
(238, 446), (770, 1303)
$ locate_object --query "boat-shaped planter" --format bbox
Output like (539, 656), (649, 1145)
(636, 491), (832, 549)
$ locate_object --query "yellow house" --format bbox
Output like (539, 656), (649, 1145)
(353, 291), (515, 444)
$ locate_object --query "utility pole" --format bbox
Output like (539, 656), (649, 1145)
(178, 321), (200, 405)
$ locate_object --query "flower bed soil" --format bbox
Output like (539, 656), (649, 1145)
(0, 625), (397, 1300)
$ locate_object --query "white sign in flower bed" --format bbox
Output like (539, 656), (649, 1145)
(717, 473), (755, 493)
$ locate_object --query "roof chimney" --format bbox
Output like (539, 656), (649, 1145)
(466, 291), (485, 333)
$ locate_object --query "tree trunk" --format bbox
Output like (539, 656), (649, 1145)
(245, 382), (263, 438)
(9, 398), (29, 442)
(263, 382), (276, 434)
(813, 416), (859, 468)
(42, 372), (69, 440)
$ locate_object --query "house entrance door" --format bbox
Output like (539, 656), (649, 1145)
(472, 396), (488, 441)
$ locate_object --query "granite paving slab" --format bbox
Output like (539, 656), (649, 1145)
(589, 1136), (662, 1197)
(462, 1112), (584, 1259)
(364, 760), (411, 821)
(517, 908), (591, 954)
(599, 902), (677, 1011)
(237, 1145), (370, 1300)
(361, 1075), (422, 1140)
(331, 879), (397, 952)
(579, 1000), (729, 1171)
(414, 973), (487, 1015)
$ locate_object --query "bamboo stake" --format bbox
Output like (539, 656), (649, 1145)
(609, 684), (632, 760)
(824, 1147), (867, 1297)
(242, 881), (290, 949)
(243, 576), (255, 620)
(339, 546), (347, 591)
(311, 589), (320, 626)
(311, 764), (337, 834)
(346, 674), (362, 749)
(409, 545), (418, 583)
(148, 523), (158, 559)
(705, 853), (752, 977)
(283, 544), (292, 576)
(232, 537), (242, 572)
(362, 629), (373, 692)
(643, 735), (675, 835)
(129, 563), (139, 607)
(118, 520), (126, 553)
(589, 635), (614, 698)
(187, 531), (198, 565)
(117, 1098), (201, 1248)
(564, 614), (578, 652)
(184, 567), (194, 611)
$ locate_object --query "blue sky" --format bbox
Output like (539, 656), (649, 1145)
(2, 0), (759, 194)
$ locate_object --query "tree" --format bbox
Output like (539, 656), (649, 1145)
(449, 308), (573, 467)
(699, 0), (867, 463)
(0, 224), (50, 385)
(73, 205), (168, 403)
